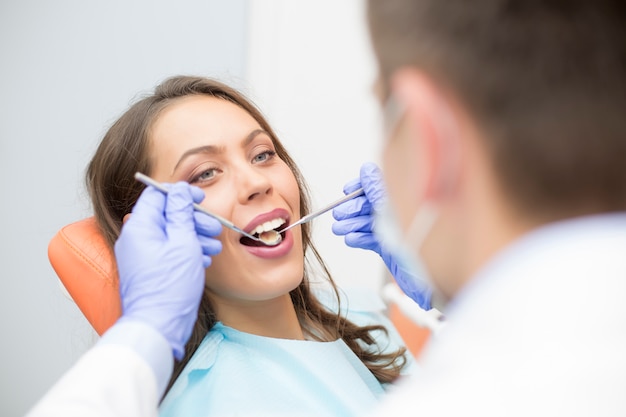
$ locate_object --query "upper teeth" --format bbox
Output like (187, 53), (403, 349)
(252, 218), (286, 236)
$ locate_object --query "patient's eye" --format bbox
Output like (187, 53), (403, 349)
(252, 150), (276, 164)
(190, 166), (219, 185)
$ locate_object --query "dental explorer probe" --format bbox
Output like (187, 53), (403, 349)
(134, 172), (281, 246)
(280, 187), (365, 233)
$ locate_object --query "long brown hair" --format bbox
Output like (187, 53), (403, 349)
(86, 75), (406, 391)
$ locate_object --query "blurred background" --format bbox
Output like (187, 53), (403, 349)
(0, 1), (384, 414)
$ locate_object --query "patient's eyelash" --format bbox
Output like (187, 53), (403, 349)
(253, 150), (276, 164)
(189, 167), (219, 185)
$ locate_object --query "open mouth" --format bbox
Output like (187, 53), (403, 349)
(240, 218), (288, 247)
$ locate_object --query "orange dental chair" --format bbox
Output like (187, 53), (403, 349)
(48, 217), (121, 335)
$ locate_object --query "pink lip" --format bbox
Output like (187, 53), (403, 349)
(243, 208), (290, 233)
(240, 208), (294, 259)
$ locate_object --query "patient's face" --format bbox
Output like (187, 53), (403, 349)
(148, 95), (304, 306)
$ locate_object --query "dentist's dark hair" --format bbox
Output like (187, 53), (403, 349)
(86, 75), (407, 394)
(368, 0), (626, 222)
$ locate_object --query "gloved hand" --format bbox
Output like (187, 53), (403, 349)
(332, 162), (432, 310)
(115, 182), (222, 360)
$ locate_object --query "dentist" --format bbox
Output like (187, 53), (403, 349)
(357, 1), (626, 416)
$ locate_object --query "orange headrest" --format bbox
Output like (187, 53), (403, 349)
(48, 217), (121, 335)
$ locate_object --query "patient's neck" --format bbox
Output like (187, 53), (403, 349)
(212, 293), (304, 340)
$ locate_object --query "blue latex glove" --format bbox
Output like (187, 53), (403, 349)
(332, 162), (432, 310)
(115, 182), (222, 360)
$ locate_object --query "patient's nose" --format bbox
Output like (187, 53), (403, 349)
(237, 167), (272, 203)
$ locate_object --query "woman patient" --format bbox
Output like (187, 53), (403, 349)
(86, 75), (410, 416)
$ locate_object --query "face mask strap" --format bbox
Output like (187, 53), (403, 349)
(382, 94), (406, 142)
(405, 202), (439, 254)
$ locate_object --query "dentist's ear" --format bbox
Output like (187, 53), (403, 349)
(389, 68), (462, 200)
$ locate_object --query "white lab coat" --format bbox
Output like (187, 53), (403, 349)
(372, 213), (626, 416)
(26, 321), (171, 417)
(26, 344), (158, 417)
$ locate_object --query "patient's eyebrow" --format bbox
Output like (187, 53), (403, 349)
(172, 144), (224, 174)
(243, 128), (267, 147)
(172, 129), (269, 174)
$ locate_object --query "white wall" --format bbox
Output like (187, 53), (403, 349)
(244, 0), (386, 293)
(0, 1), (248, 415)
(0, 1), (383, 414)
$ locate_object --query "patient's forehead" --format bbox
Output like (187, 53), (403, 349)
(148, 95), (262, 179)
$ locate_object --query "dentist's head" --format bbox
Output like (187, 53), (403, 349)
(367, 0), (626, 301)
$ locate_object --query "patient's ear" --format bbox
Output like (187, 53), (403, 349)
(123, 213), (131, 224)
